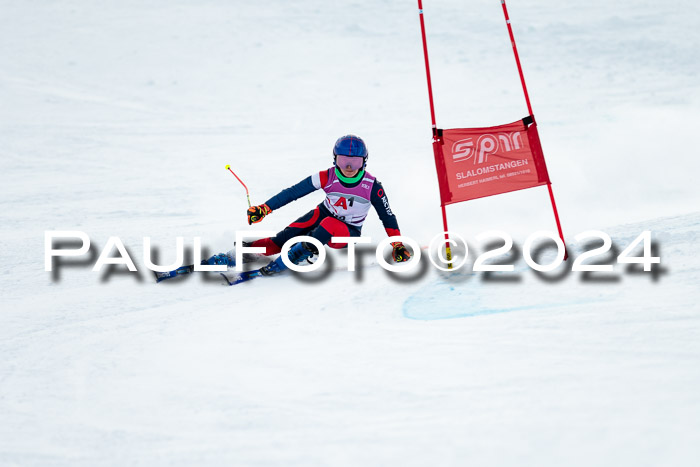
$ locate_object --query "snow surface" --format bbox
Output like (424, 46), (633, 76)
(1, 0), (700, 465)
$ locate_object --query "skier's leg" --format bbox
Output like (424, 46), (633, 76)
(259, 241), (320, 276)
(249, 207), (322, 255)
(247, 238), (281, 256)
(259, 216), (359, 275)
(309, 216), (360, 248)
(202, 207), (326, 267)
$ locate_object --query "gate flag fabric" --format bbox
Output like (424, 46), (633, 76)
(433, 116), (551, 206)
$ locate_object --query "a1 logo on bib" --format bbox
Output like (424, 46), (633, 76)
(333, 196), (355, 210)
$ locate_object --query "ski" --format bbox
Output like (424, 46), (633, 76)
(154, 265), (195, 283)
(155, 264), (267, 285)
(219, 269), (266, 286)
(154, 251), (264, 284)
(154, 252), (236, 283)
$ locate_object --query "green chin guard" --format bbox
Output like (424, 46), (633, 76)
(335, 166), (364, 184)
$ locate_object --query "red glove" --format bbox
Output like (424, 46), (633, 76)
(391, 242), (411, 262)
(247, 204), (272, 225)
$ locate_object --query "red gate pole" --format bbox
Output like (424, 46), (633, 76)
(500, 0), (533, 116)
(500, 0), (567, 258)
(418, 0), (453, 267)
(418, 0), (437, 132)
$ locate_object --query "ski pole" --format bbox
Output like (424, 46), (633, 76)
(225, 164), (251, 207)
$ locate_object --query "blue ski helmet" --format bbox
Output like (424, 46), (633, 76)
(333, 134), (368, 169)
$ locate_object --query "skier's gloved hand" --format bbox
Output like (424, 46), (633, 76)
(247, 204), (272, 225)
(391, 242), (411, 262)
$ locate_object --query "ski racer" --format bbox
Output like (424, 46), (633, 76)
(223, 134), (411, 275)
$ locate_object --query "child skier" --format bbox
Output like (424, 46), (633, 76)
(209, 134), (411, 275)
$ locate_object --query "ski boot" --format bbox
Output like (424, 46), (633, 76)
(260, 241), (319, 276)
(201, 242), (269, 268)
(201, 252), (235, 267)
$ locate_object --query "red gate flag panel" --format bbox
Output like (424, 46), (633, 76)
(432, 116), (551, 206)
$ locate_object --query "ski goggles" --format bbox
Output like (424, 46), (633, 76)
(335, 154), (365, 171)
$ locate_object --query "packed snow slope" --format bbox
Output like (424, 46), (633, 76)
(1, 0), (699, 466)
